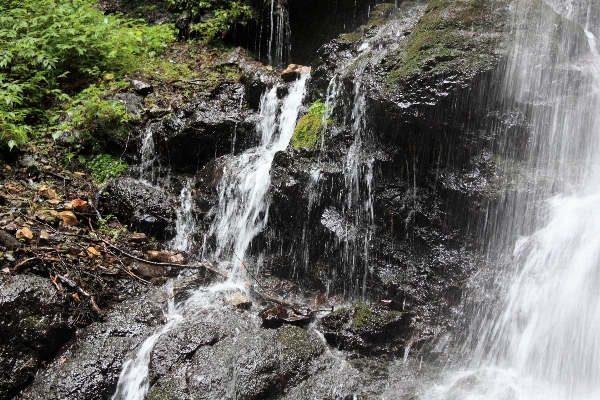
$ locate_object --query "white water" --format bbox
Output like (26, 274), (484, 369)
(170, 179), (196, 252)
(112, 75), (308, 400)
(427, 1), (600, 398)
(208, 74), (308, 272)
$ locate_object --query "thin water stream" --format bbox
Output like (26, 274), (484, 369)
(110, 75), (308, 399)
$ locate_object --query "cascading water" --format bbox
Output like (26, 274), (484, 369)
(110, 75), (308, 400)
(170, 179), (196, 252)
(424, 1), (600, 398)
(207, 74), (308, 271)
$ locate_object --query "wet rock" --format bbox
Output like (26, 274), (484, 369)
(155, 84), (260, 172)
(0, 274), (74, 400)
(320, 303), (412, 355)
(129, 232), (148, 244)
(130, 78), (153, 96)
(172, 273), (210, 303)
(100, 178), (176, 239)
(21, 285), (169, 400)
(18, 154), (40, 175)
(130, 260), (167, 279)
(115, 92), (145, 118)
(225, 291), (252, 309)
(59, 211), (78, 226)
(35, 209), (61, 225)
(0, 229), (22, 249)
(280, 64), (310, 82)
(15, 226), (33, 242)
(259, 305), (313, 328)
(38, 230), (50, 245)
(147, 315), (325, 400)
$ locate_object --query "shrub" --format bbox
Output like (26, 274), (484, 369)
(0, 0), (175, 149)
(88, 153), (128, 184)
(167, 0), (254, 43)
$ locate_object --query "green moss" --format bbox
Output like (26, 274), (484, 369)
(292, 114), (323, 150)
(337, 30), (365, 44)
(292, 99), (331, 150)
(146, 380), (185, 400)
(368, 3), (398, 26)
(277, 325), (321, 360)
(350, 303), (404, 331)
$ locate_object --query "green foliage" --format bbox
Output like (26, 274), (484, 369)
(0, 0), (175, 148)
(291, 99), (330, 150)
(53, 84), (130, 147)
(88, 153), (128, 183)
(167, 0), (254, 43)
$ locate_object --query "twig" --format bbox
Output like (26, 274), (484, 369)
(99, 238), (227, 278)
(43, 171), (72, 181)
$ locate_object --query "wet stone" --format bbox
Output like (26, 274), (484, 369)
(130, 78), (153, 96)
(225, 291), (252, 309)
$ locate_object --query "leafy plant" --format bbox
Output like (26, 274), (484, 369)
(88, 153), (128, 184)
(0, 0), (175, 148)
(53, 84), (130, 147)
(167, 0), (254, 42)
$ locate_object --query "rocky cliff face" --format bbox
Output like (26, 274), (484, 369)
(7, 0), (540, 398)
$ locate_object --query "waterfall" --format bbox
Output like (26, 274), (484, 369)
(427, 1), (600, 398)
(208, 74), (308, 272)
(111, 75), (308, 400)
(170, 179), (196, 252)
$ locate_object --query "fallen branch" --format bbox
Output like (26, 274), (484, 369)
(99, 238), (228, 278)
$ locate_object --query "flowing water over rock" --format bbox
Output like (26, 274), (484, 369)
(424, 1), (600, 398)
(109, 75), (308, 399)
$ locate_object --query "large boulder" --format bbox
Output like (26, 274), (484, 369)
(100, 177), (177, 239)
(152, 83), (261, 173)
(320, 303), (413, 355)
(0, 274), (74, 400)
(21, 285), (168, 400)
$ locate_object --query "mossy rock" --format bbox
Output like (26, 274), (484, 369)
(292, 114), (324, 150)
(320, 303), (411, 355)
(384, 0), (507, 89)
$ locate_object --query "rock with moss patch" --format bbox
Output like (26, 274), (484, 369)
(320, 303), (412, 355)
(225, 291), (252, 309)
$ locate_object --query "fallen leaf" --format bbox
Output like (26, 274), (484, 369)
(74, 172), (86, 178)
(46, 198), (61, 205)
(7, 183), (19, 193)
(60, 358), (66, 364)
(16, 227), (33, 241)
(72, 199), (88, 211)
(38, 184), (48, 193)
(71, 293), (81, 303)
(59, 211), (78, 226)
(86, 246), (101, 258)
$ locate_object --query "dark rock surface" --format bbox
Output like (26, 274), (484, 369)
(0, 274), (74, 400)
(100, 177), (177, 239)
(144, 83), (261, 174)
(320, 303), (413, 355)
(20, 285), (168, 400)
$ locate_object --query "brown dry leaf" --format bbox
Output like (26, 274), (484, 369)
(46, 198), (61, 205)
(74, 172), (86, 178)
(60, 358), (66, 364)
(7, 183), (20, 193)
(16, 227), (33, 241)
(59, 211), (78, 226)
(38, 184), (48, 193)
(86, 246), (102, 258)
(72, 199), (88, 211)
(72, 293), (81, 303)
